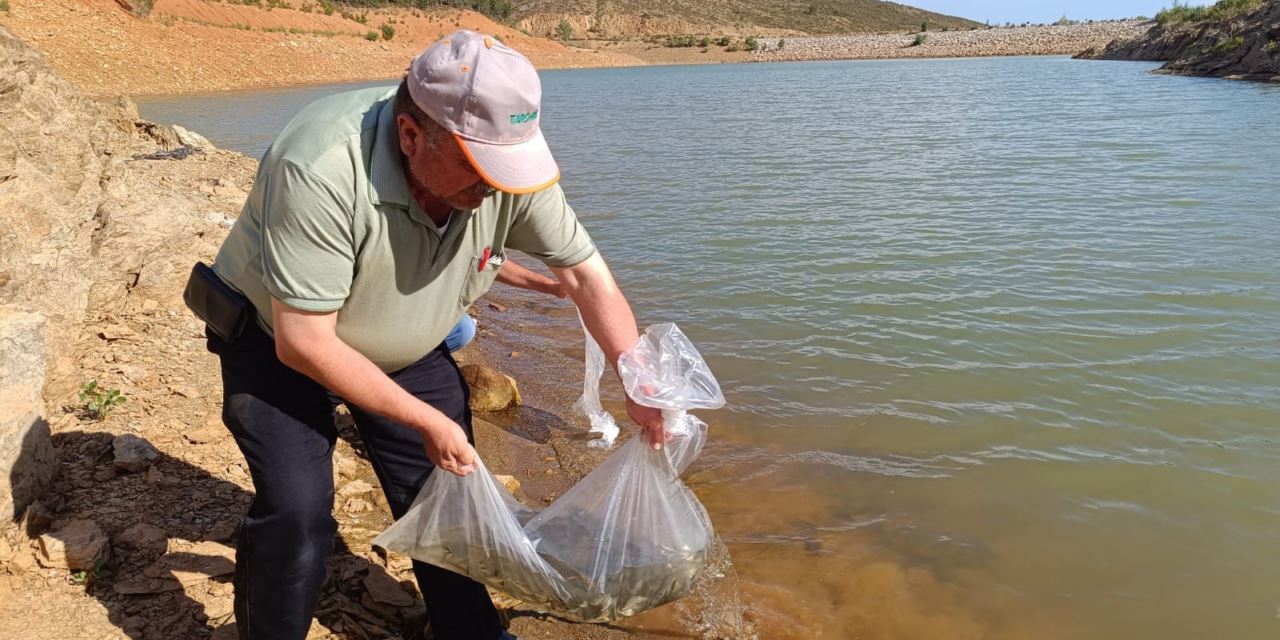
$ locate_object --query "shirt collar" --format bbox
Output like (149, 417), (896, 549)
(368, 97), (411, 209)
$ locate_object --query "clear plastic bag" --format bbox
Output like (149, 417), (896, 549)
(373, 323), (724, 622)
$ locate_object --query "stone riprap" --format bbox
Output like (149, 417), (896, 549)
(753, 21), (1150, 62)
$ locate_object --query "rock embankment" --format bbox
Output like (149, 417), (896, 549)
(1076, 1), (1280, 81)
(753, 21), (1148, 62)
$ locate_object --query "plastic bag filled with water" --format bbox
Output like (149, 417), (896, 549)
(372, 323), (725, 622)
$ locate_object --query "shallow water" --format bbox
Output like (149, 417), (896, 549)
(139, 56), (1280, 639)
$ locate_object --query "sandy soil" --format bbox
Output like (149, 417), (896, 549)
(0, 0), (644, 96)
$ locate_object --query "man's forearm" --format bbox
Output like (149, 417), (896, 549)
(551, 252), (640, 370)
(552, 252), (666, 446)
(495, 258), (561, 296)
(271, 301), (458, 439)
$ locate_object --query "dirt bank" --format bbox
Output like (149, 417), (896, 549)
(0, 0), (644, 97)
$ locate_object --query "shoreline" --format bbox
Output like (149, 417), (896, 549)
(0, 1), (1147, 98)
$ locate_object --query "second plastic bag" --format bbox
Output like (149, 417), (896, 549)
(373, 322), (725, 622)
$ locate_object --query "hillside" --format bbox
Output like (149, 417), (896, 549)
(511, 0), (982, 39)
(0, 0), (643, 96)
(1077, 0), (1280, 81)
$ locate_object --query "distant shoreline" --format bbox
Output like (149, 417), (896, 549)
(751, 20), (1149, 64)
(0, 0), (1148, 99)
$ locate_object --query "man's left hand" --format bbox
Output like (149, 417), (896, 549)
(626, 396), (668, 449)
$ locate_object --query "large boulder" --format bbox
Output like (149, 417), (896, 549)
(0, 308), (55, 525)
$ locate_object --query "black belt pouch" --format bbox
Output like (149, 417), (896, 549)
(183, 262), (252, 342)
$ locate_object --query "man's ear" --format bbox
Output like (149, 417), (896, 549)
(396, 113), (420, 157)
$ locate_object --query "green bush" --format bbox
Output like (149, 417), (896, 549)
(131, 0), (154, 18)
(0, 0), (9, 13)
(320, 0), (335, 15)
(381, 23), (395, 40)
(79, 380), (126, 421)
(557, 18), (573, 41)
(365, 30), (380, 41)
(921, 20), (928, 32)
(698, 36), (710, 47)
(911, 33), (928, 46)
(778, 37), (785, 50)
(666, 35), (696, 48)
(1156, 0), (1262, 25)
(1266, 39), (1279, 53)
(342, 10), (369, 24)
(717, 35), (731, 47)
(475, 0), (511, 20)
(744, 35), (759, 51)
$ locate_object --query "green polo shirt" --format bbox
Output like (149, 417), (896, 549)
(213, 86), (596, 372)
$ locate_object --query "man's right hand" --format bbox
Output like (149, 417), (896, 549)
(422, 421), (479, 477)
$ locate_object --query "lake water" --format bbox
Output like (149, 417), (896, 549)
(138, 56), (1280, 639)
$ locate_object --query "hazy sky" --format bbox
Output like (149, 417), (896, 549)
(906, 1), (1172, 24)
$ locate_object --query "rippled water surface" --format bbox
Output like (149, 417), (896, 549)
(139, 57), (1280, 639)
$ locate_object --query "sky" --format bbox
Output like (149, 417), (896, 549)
(905, 1), (1173, 25)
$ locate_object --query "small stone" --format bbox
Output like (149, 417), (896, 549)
(337, 479), (374, 497)
(98, 323), (137, 341)
(113, 434), (159, 473)
(116, 522), (167, 558)
(145, 465), (180, 488)
(19, 500), (55, 535)
(543, 468), (556, 476)
(141, 299), (160, 313)
(205, 519), (238, 542)
(169, 385), (198, 398)
(37, 519), (110, 570)
(343, 497), (371, 514)
(487, 301), (508, 312)
(363, 567), (416, 607)
(183, 424), (225, 445)
(509, 351), (521, 358)
(116, 364), (150, 383)
(493, 474), (521, 495)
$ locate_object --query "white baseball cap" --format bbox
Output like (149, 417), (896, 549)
(407, 30), (559, 194)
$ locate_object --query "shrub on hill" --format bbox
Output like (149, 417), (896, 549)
(1156, 0), (1263, 25)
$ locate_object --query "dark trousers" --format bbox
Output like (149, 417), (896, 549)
(207, 322), (503, 640)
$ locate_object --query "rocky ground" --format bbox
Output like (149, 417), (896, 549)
(1076, 1), (1280, 81)
(752, 21), (1149, 62)
(0, 23), (749, 640)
